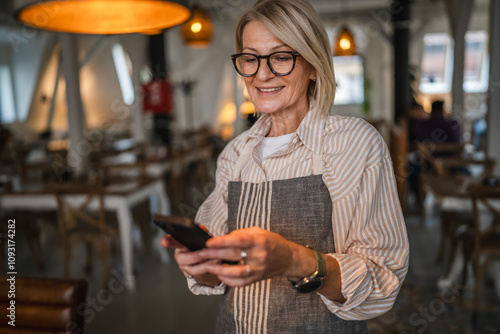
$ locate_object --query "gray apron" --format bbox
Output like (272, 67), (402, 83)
(214, 136), (368, 333)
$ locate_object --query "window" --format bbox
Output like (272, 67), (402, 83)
(111, 43), (135, 105)
(0, 65), (16, 123)
(464, 30), (489, 93)
(419, 31), (489, 94)
(333, 55), (364, 105)
(419, 33), (453, 94)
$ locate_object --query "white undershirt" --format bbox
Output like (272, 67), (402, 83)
(255, 133), (295, 161)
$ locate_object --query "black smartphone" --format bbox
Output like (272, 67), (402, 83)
(153, 214), (211, 251)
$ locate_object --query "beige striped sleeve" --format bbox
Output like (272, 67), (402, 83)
(319, 121), (409, 319)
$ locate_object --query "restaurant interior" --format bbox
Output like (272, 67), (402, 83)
(1, 0), (500, 333)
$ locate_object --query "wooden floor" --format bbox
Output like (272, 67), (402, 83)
(4, 188), (500, 333)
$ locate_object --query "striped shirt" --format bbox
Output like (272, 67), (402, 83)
(191, 107), (410, 321)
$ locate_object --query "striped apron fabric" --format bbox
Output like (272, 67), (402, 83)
(214, 140), (367, 333)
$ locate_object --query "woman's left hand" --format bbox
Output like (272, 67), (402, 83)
(199, 227), (307, 287)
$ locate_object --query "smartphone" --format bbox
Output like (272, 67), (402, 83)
(153, 214), (211, 251)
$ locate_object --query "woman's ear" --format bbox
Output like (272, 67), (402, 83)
(309, 69), (317, 82)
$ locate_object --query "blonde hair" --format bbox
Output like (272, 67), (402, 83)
(235, 0), (336, 115)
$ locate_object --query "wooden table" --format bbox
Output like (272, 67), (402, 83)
(1, 176), (171, 291)
(421, 174), (473, 199)
(100, 144), (214, 177)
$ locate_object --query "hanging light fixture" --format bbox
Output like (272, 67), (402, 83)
(16, 0), (190, 35)
(334, 0), (356, 56)
(140, 29), (164, 36)
(334, 26), (356, 56)
(181, 5), (213, 48)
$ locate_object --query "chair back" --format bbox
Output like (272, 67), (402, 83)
(49, 181), (116, 238)
(467, 184), (500, 262)
(389, 118), (408, 211)
(0, 276), (87, 334)
(416, 142), (464, 176)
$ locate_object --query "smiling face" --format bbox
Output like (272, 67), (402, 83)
(241, 21), (316, 117)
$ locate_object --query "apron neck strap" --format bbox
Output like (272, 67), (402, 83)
(312, 152), (323, 175)
(232, 139), (254, 181)
(312, 116), (326, 175)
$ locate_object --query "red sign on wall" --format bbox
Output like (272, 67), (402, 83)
(142, 79), (174, 115)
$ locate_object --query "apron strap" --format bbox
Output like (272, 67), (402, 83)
(312, 116), (326, 175)
(232, 140), (254, 181)
(312, 152), (323, 175)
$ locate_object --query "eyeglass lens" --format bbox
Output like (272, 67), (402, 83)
(234, 52), (296, 76)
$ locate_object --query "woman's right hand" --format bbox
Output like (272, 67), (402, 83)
(161, 234), (222, 287)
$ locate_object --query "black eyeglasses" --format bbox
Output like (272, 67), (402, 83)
(231, 51), (300, 77)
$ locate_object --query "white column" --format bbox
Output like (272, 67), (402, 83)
(445, 0), (473, 121)
(45, 51), (62, 132)
(120, 36), (147, 144)
(60, 34), (88, 177)
(487, 0), (500, 175)
(129, 63), (147, 144)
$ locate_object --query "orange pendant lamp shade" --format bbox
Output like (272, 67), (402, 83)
(16, 0), (191, 35)
(181, 6), (213, 48)
(334, 26), (356, 56)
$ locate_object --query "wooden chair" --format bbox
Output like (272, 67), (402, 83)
(465, 183), (500, 324)
(49, 180), (119, 286)
(416, 142), (464, 179)
(389, 118), (408, 213)
(98, 162), (153, 254)
(0, 276), (87, 334)
(417, 142), (495, 268)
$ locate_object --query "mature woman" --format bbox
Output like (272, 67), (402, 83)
(162, 0), (409, 332)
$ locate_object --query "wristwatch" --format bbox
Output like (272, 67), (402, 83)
(289, 247), (326, 293)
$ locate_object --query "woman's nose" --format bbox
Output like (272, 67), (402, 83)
(255, 59), (275, 80)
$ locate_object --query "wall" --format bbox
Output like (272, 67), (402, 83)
(18, 32), (148, 136)
(325, 21), (393, 122)
(165, 19), (239, 134)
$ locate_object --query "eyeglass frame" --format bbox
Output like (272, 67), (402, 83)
(231, 51), (301, 77)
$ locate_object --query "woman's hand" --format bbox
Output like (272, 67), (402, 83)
(161, 234), (221, 287)
(199, 227), (314, 287)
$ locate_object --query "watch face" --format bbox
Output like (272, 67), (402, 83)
(297, 279), (323, 294)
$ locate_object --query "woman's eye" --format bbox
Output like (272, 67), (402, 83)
(274, 56), (291, 62)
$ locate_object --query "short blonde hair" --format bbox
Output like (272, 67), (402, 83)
(235, 0), (336, 115)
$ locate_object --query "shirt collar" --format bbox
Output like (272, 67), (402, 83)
(246, 103), (325, 155)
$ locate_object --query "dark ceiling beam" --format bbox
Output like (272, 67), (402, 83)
(393, 0), (410, 123)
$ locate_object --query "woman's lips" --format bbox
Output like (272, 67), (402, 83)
(256, 86), (284, 94)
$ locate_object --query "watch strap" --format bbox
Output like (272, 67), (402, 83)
(312, 248), (326, 278)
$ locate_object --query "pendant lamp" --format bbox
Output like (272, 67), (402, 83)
(334, 0), (356, 56)
(16, 0), (191, 35)
(334, 26), (356, 56)
(181, 5), (213, 48)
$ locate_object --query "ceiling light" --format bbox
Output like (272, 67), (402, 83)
(334, 26), (357, 56)
(181, 6), (213, 48)
(16, 0), (191, 35)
